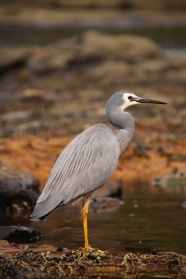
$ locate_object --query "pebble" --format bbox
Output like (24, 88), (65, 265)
(90, 251), (99, 259)
(151, 248), (158, 255)
(100, 253), (107, 258)
(56, 246), (63, 252)
(66, 251), (72, 257)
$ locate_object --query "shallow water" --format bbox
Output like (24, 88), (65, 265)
(2, 187), (186, 255)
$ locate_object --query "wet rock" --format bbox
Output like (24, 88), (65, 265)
(152, 169), (186, 192)
(0, 244), (186, 279)
(90, 180), (123, 212)
(0, 163), (39, 217)
(92, 179), (122, 199)
(90, 197), (124, 212)
(0, 226), (42, 243)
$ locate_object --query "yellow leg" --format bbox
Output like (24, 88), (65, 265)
(81, 196), (92, 250)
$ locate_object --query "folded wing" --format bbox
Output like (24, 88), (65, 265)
(31, 124), (120, 219)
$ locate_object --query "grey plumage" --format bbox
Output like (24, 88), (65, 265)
(31, 124), (119, 219)
(31, 90), (166, 222)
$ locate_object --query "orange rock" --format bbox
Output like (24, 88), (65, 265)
(0, 134), (185, 193)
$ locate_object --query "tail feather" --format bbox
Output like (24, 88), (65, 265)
(30, 212), (50, 221)
(30, 193), (63, 220)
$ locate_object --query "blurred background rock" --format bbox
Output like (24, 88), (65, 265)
(0, 0), (186, 137)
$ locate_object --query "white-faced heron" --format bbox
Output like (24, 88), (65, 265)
(31, 90), (167, 250)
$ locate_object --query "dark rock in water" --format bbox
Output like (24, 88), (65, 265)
(90, 197), (124, 213)
(0, 163), (39, 217)
(0, 226), (42, 243)
(90, 180), (123, 212)
(92, 179), (122, 199)
(152, 169), (186, 193)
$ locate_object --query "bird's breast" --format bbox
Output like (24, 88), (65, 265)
(114, 129), (133, 157)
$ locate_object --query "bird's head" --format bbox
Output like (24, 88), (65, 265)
(106, 90), (167, 112)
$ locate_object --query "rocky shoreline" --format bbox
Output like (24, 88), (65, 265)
(0, 240), (186, 279)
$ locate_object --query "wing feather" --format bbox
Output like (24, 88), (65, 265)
(31, 124), (120, 219)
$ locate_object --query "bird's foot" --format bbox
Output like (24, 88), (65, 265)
(84, 246), (105, 253)
(76, 246), (92, 261)
(83, 244), (93, 251)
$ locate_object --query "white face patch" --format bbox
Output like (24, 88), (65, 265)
(121, 93), (140, 110)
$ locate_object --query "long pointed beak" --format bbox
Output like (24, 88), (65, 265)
(134, 97), (167, 105)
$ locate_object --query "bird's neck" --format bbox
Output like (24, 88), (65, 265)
(106, 106), (135, 155)
(106, 106), (135, 133)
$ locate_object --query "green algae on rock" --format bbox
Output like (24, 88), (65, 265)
(153, 170), (186, 192)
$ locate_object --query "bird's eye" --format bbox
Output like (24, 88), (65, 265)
(128, 96), (132, 100)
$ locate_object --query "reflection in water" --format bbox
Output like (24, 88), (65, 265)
(1, 188), (186, 255)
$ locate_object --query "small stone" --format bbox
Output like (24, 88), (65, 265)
(56, 246), (63, 252)
(83, 260), (92, 266)
(151, 248), (158, 255)
(66, 251), (72, 257)
(90, 251), (99, 259)
(100, 253), (107, 258)
(96, 256), (101, 261)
